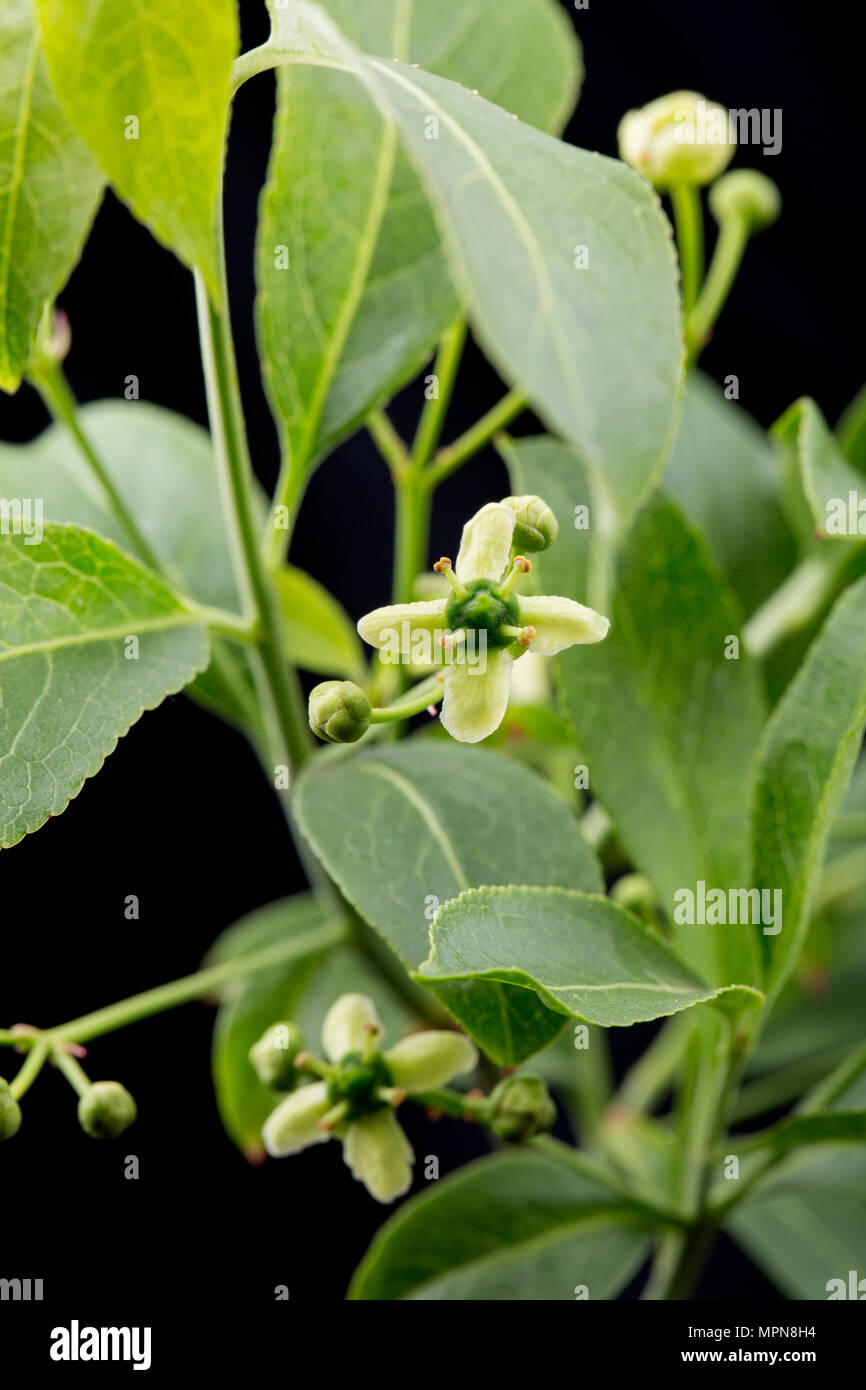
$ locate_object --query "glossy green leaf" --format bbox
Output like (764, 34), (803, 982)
(35, 0), (237, 297)
(751, 577), (866, 997)
(774, 397), (866, 546)
(557, 491), (766, 986)
(275, 566), (365, 680)
(255, 0), (581, 480)
(296, 741), (601, 1063)
(727, 1148), (866, 1299)
(208, 894), (416, 1156)
(0, 524), (208, 847)
(255, 0), (681, 522)
(349, 1148), (651, 1300)
(0, 0), (103, 392)
(663, 373), (796, 615)
(419, 886), (761, 1027)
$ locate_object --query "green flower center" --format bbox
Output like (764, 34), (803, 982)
(445, 579), (520, 650)
(327, 1051), (392, 1121)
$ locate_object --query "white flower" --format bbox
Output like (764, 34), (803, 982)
(358, 502), (609, 743)
(262, 994), (477, 1203)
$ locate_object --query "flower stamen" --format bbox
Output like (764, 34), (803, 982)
(434, 557), (467, 598)
(440, 628), (467, 653)
(500, 624), (536, 647)
(318, 1100), (351, 1132)
(375, 1086), (407, 1108)
(497, 556), (531, 597)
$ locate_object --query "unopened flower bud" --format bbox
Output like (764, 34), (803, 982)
(77, 1081), (137, 1139)
(709, 169), (781, 233)
(0, 1078), (22, 1142)
(489, 1072), (556, 1142)
(500, 495), (559, 552)
(308, 681), (371, 744)
(249, 1021), (304, 1090)
(618, 91), (735, 189)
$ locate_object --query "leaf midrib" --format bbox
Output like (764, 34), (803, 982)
(0, 609), (201, 662)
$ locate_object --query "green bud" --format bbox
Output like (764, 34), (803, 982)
(77, 1081), (137, 1139)
(488, 1072), (556, 1143)
(0, 1077), (22, 1142)
(618, 91), (735, 189)
(500, 495), (559, 552)
(249, 1021), (304, 1091)
(709, 169), (781, 233)
(308, 680), (372, 744)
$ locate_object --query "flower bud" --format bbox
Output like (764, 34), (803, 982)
(77, 1081), (137, 1139)
(709, 169), (781, 233)
(0, 1077), (22, 1142)
(499, 495), (559, 552)
(618, 91), (734, 189)
(308, 680), (372, 744)
(249, 1021), (304, 1090)
(488, 1072), (556, 1142)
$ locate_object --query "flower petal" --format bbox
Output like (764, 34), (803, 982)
(342, 1108), (413, 1203)
(357, 600), (446, 653)
(322, 993), (382, 1062)
(517, 595), (610, 654)
(455, 503), (515, 583)
(440, 650), (512, 743)
(262, 1082), (331, 1157)
(385, 1031), (478, 1092)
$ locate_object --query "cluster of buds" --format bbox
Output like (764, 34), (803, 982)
(0, 1030), (136, 1142)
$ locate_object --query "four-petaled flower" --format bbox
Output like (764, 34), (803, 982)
(357, 501), (610, 742)
(262, 994), (477, 1203)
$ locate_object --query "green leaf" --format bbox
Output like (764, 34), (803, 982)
(0, 524), (208, 847)
(751, 577), (866, 997)
(0, 401), (262, 732)
(837, 384), (866, 474)
(663, 373), (796, 615)
(208, 894), (415, 1156)
(256, 0), (580, 480)
(774, 397), (866, 546)
(274, 565), (365, 680)
(256, 0), (681, 523)
(727, 1148), (866, 1299)
(295, 741), (601, 1064)
(0, 0), (103, 392)
(349, 1148), (651, 1300)
(35, 0), (238, 297)
(418, 886), (761, 1027)
(557, 491), (767, 987)
(0, 402), (240, 608)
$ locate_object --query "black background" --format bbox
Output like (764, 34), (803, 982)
(1, 0), (862, 1330)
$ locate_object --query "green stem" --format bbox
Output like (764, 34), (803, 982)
(407, 1087), (489, 1121)
(53, 1048), (92, 1098)
(367, 409), (410, 483)
(371, 676), (444, 723)
(28, 362), (163, 572)
(411, 319), (467, 471)
(670, 183), (705, 320)
(743, 552), (845, 660)
(9, 1039), (49, 1100)
(194, 267), (310, 774)
(685, 214), (748, 363)
(731, 1049), (851, 1123)
(613, 1014), (690, 1114)
(41, 920), (346, 1046)
(428, 388), (528, 487)
(392, 469), (431, 606)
